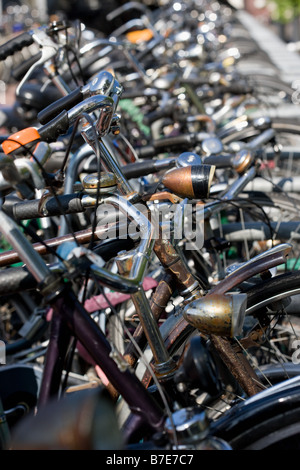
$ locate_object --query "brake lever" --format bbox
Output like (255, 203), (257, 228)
(16, 27), (64, 96)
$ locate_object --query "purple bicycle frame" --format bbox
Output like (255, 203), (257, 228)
(38, 286), (166, 437)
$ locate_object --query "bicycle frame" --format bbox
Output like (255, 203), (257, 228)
(0, 206), (166, 438)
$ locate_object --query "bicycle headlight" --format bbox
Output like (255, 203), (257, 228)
(182, 292), (247, 337)
(162, 164), (215, 199)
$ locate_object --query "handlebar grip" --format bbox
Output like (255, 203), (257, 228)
(38, 87), (83, 125)
(247, 128), (276, 151)
(122, 160), (158, 179)
(203, 154), (234, 168)
(143, 103), (174, 126)
(225, 84), (254, 95)
(154, 134), (195, 149)
(3, 193), (84, 220)
(38, 110), (70, 142)
(0, 266), (36, 295)
(0, 32), (34, 61)
(135, 145), (156, 159)
(12, 51), (42, 81)
(135, 133), (198, 159)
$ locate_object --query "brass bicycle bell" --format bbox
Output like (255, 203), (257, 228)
(82, 172), (118, 195)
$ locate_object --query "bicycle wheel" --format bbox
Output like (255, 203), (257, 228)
(240, 270), (300, 368)
(183, 189), (300, 294)
(209, 191), (300, 276)
(220, 120), (300, 180)
(210, 375), (300, 449)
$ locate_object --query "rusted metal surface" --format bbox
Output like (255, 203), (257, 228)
(232, 149), (252, 174)
(210, 335), (264, 396)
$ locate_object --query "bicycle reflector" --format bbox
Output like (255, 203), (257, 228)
(162, 164), (215, 199)
(182, 292), (247, 337)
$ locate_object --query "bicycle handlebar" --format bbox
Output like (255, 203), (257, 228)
(38, 71), (120, 125)
(37, 94), (116, 142)
(135, 132), (207, 158)
(12, 51), (43, 81)
(0, 192), (155, 294)
(2, 193), (85, 220)
(0, 31), (34, 61)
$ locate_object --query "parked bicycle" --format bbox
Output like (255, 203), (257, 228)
(0, 0), (300, 451)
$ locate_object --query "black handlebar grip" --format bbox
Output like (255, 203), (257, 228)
(38, 87), (83, 125)
(143, 103), (174, 126)
(203, 154), (234, 168)
(222, 83), (254, 95)
(11, 199), (43, 220)
(3, 193), (84, 220)
(135, 145), (156, 159)
(12, 51), (42, 81)
(0, 32), (34, 61)
(0, 267), (36, 296)
(154, 134), (195, 149)
(122, 160), (158, 179)
(38, 110), (70, 142)
(135, 133), (197, 159)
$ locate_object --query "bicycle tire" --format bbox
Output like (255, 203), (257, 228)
(209, 374), (300, 449)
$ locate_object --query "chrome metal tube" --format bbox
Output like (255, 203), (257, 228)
(58, 143), (94, 237)
(203, 166), (257, 219)
(98, 138), (134, 196)
(131, 287), (176, 372)
(0, 210), (52, 284)
(67, 95), (114, 124)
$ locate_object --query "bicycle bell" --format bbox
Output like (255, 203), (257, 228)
(82, 172), (118, 195)
(176, 152), (203, 167)
(201, 136), (224, 156)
